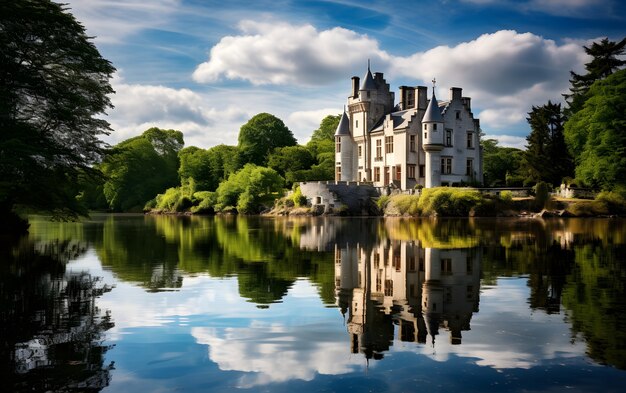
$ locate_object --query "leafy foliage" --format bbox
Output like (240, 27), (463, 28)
(564, 69), (626, 191)
(268, 146), (316, 186)
(215, 164), (284, 214)
(521, 101), (573, 186)
(238, 113), (296, 166)
(564, 37), (626, 117)
(481, 139), (523, 187)
(0, 0), (115, 226)
(101, 128), (183, 212)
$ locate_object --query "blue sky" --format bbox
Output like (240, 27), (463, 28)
(64, 0), (626, 149)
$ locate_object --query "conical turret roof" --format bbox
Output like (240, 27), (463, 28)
(360, 65), (377, 90)
(335, 110), (350, 136)
(422, 90), (443, 123)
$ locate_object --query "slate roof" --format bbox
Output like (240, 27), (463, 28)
(334, 111), (351, 136)
(422, 91), (444, 123)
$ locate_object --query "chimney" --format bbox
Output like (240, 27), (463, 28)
(399, 86), (408, 110)
(351, 76), (360, 98)
(416, 86), (428, 110)
(450, 87), (462, 101)
(462, 97), (471, 111)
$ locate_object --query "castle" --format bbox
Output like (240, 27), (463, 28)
(335, 65), (483, 189)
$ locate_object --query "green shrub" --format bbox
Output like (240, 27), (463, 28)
(500, 190), (513, 203)
(391, 195), (420, 215)
(155, 187), (182, 211)
(375, 195), (391, 210)
(418, 188), (482, 216)
(595, 190), (626, 215)
(533, 181), (552, 210)
(291, 185), (307, 207)
(144, 198), (157, 211)
(174, 196), (193, 212)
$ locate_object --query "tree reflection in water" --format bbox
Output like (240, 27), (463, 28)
(0, 236), (114, 392)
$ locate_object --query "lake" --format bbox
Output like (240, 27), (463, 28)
(1, 215), (625, 392)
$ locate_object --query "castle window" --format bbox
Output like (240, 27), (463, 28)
(433, 123), (437, 131)
(376, 139), (382, 159)
(445, 129), (452, 146)
(384, 280), (393, 296)
(408, 164), (416, 179)
(424, 124), (427, 131)
(419, 165), (425, 178)
(374, 167), (381, 182)
(424, 132), (428, 140)
(336, 137), (341, 153)
(441, 157), (452, 174)
(410, 135), (416, 152)
(356, 120), (359, 128)
(385, 136), (394, 153)
(441, 258), (451, 272)
(335, 166), (341, 181)
(395, 165), (401, 181)
(466, 159), (474, 176)
(358, 145), (362, 157)
(456, 111), (461, 119)
(467, 132), (474, 148)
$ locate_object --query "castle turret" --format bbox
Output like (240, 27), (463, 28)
(335, 110), (353, 181)
(422, 88), (444, 188)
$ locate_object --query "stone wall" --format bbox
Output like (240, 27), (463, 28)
(299, 181), (381, 215)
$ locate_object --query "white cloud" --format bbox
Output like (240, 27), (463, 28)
(488, 135), (527, 149)
(287, 108), (342, 143)
(193, 20), (390, 85)
(65, 0), (180, 43)
(192, 323), (362, 387)
(105, 74), (251, 147)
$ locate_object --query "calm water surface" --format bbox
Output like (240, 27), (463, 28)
(1, 215), (626, 392)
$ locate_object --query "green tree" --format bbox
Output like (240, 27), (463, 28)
(521, 101), (573, 186)
(564, 69), (626, 190)
(101, 128), (183, 211)
(268, 146), (316, 185)
(0, 0), (115, 231)
(179, 147), (214, 191)
(238, 113), (296, 166)
(481, 139), (523, 187)
(215, 164), (284, 214)
(564, 37), (626, 117)
(207, 144), (240, 182)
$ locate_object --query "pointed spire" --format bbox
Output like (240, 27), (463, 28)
(422, 83), (443, 123)
(335, 110), (351, 136)
(360, 60), (376, 90)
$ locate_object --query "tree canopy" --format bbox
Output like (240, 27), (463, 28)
(564, 69), (626, 191)
(101, 128), (183, 212)
(481, 139), (523, 187)
(0, 0), (115, 228)
(237, 113), (297, 166)
(564, 37), (626, 117)
(521, 101), (573, 186)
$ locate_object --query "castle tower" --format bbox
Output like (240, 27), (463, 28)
(334, 110), (353, 181)
(422, 85), (444, 188)
(346, 63), (394, 181)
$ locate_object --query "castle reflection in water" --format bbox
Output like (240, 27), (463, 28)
(297, 218), (481, 360)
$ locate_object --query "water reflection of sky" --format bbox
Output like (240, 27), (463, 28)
(66, 247), (626, 393)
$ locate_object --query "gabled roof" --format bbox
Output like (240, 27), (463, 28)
(360, 66), (377, 90)
(334, 111), (350, 136)
(422, 90), (444, 123)
(370, 109), (416, 133)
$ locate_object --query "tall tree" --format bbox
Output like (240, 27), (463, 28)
(481, 139), (523, 187)
(237, 113), (296, 166)
(521, 101), (573, 186)
(101, 128), (183, 211)
(0, 0), (115, 230)
(564, 69), (626, 191)
(564, 37), (626, 117)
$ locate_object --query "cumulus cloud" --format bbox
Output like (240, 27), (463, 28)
(193, 24), (588, 137)
(288, 108), (342, 142)
(192, 323), (362, 387)
(106, 74), (250, 147)
(193, 20), (390, 85)
(391, 30), (588, 133)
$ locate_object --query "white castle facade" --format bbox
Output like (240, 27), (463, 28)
(335, 66), (483, 189)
